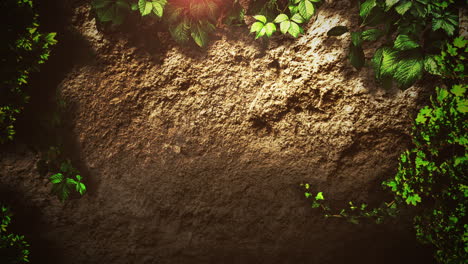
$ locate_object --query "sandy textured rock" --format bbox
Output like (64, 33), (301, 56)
(0, 0), (435, 263)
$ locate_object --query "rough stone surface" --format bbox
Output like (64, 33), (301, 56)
(0, 0), (435, 263)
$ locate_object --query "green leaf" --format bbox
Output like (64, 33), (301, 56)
(393, 54), (424, 88)
(394, 35), (419, 50)
(385, 0), (400, 11)
(250, 22), (264, 33)
(380, 47), (399, 77)
(432, 15), (458, 36)
(423, 55), (440, 75)
(291, 13), (305, 24)
(288, 22), (301, 38)
(327, 26), (348, 36)
(453, 37), (467, 48)
(315, 192), (324, 200)
(191, 24), (208, 47)
(451, 84), (466, 97)
(265, 22), (276, 37)
(349, 44), (365, 69)
(351, 31), (362, 46)
(141, 1), (152, 16)
(298, 0), (315, 20)
(362, 29), (382, 41)
(359, 0), (376, 19)
(76, 175), (83, 181)
(280, 21), (291, 34)
(437, 88), (448, 103)
(395, 1), (412, 15)
(152, 2), (163, 17)
(254, 15), (267, 24)
(138, 0), (146, 14)
(371, 47), (384, 79)
(274, 14), (289, 23)
(256, 26), (266, 39)
(169, 21), (190, 43)
(49, 173), (64, 184)
(406, 194), (421, 206)
(304, 192), (312, 198)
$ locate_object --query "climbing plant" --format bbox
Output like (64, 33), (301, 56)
(250, 0), (321, 39)
(91, 0), (322, 46)
(301, 33), (468, 264)
(0, 0), (57, 143)
(327, 0), (462, 89)
(0, 206), (30, 264)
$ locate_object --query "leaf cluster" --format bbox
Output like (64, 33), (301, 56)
(0, 206), (30, 264)
(0, 0), (57, 143)
(92, 0), (243, 47)
(384, 84), (467, 263)
(250, 0), (321, 39)
(328, 0), (461, 89)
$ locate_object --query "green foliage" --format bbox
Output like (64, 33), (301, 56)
(0, 206), (30, 264)
(249, 0), (321, 39)
(384, 84), (467, 263)
(49, 160), (87, 202)
(92, 0), (131, 25)
(327, 0), (461, 89)
(0, 0), (57, 143)
(37, 147), (87, 202)
(302, 29), (467, 262)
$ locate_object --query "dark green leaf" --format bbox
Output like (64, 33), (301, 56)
(362, 29), (382, 41)
(349, 44), (365, 69)
(394, 34), (419, 50)
(359, 0), (376, 19)
(395, 1), (412, 15)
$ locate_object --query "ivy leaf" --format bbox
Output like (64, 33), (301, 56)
(298, 0), (315, 20)
(380, 47), (399, 77)
(256, 26), (266, 39)
(327, 26), (348, 36)
(453, 37), (467, 48)
(191, 24), (208, 47)
(264, 22), (276, 37)
(395, 1), (412, 15)
(253, 15), (267, 24)
(406, 194), (421, 206)
(393, 53), (424, 88)
(424, 55), (440, 75)
(359, 0), (376, 20)
(304, 192), (312, 198)
(315, 192), (324, 201)
(151, 2), (163, 17)
(451, 84), (466, 97)
(49, 173), (64, 184)
(250, 22), (264, 33)
(280, 21), (291, 34)
(351, 32), (363, 46)
(394, 35), (419, 50)
(385, 0), (400, 11)
(288, 22), (302, 38)
(432, 14), (458, 36)
(291, 13), (305, 24)
(371, 47), (384, 79)
(349, 44), (365, 69)
(169, 20), (190, 43)
(362, 29), (383, 41)
(274, 14), (289, 23)
(142, 1), (153, 16)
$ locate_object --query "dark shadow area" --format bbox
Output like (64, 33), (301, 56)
(0, 186), (64, 264)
